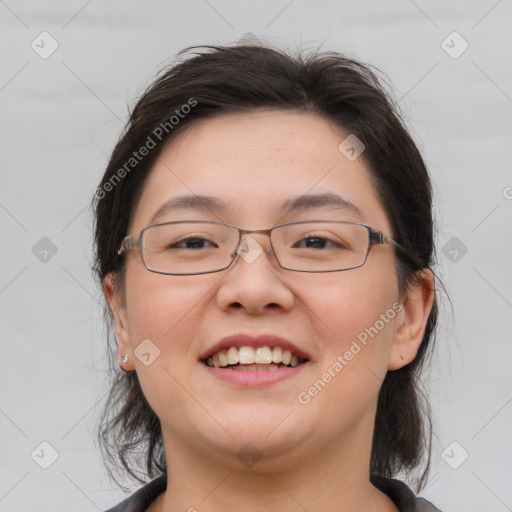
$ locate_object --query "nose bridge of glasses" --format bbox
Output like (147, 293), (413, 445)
(231, 227), (274, 261)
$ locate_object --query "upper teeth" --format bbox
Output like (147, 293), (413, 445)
(206, 346), (303, 368)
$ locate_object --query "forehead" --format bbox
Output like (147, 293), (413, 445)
(129, 110), (390, 233)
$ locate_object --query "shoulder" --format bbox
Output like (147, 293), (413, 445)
(416, 497), (444, 511)
(370, 474), (443, 512)
(104, 475), (167, 512)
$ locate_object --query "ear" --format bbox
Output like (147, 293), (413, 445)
(103, 273), (135, 371)
(388, 269), (435, 370)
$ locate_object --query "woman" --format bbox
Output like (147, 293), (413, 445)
(93, 42), (443, 511)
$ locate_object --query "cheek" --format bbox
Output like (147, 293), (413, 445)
(297, 277), (400, 431)
(305, 266), (399, 380)
(123, 272), (209, 423)
(123, 269), (214, 370)
(309, 264), (397, 331)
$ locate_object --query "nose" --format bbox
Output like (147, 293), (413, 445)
(216, 233), (294, 315)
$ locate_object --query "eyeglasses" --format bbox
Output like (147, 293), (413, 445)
(117, 220), (409, 275)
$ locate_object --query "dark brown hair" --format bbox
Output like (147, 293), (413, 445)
(91, 42), (440, 491)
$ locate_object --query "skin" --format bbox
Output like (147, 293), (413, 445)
(104, 110), (435, 512)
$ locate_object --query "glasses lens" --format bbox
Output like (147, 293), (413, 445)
(272, 221), (370, 271)
(141, 221), (371, 274)
(142, 222), (239, 274)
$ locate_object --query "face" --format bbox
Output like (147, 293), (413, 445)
(106, 110), (428, 471)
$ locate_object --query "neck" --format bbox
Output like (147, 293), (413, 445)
(154, 422), (397, 512)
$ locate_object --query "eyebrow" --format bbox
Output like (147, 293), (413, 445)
(280, 193), (363, 219)
(149, 192), (364, 224)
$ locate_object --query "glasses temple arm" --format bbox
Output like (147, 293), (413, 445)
(118, 236), (140, 255)
(373, 231), (424, 268)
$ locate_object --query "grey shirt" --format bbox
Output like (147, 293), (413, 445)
(105, 473), (442, 511)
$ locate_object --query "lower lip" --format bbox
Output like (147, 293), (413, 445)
(202, 363), (308, 386)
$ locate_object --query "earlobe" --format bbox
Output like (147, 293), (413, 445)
(388, 269), (435, 371)
(103, 273), (135, 371)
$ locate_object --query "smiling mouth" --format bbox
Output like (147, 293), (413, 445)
(203, 345), (308, 370)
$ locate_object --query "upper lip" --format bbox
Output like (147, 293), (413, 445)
(200, 334), (311, 361)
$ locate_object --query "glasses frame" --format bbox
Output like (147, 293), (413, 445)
(117, 219), (412, 276)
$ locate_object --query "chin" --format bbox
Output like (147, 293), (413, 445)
(189, 407), (314, 469)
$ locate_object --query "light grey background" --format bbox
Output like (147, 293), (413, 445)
(1, 1), (511, 511)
